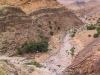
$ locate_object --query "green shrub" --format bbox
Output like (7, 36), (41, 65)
(87, 25), (96, 30)
(71, 33), (75, 37)
(48, 21), (51, 24)
(93, 33), (99, 38)
(49, 26), (52, 29)
(58, 27), (60, 30)
(17, 47), (23, 55)
(26, 61), (42, 68)
(50, 31), (54, 36)
(97, 27), (100, 34)
(25, 41), (48, 53)
(36, 41), (48, 52)
(38, 24), (42, 27)
(88, 34), (91, 37)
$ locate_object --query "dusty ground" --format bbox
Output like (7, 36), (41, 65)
(70, 28), (96, 51)
(57, 0), (100, 24)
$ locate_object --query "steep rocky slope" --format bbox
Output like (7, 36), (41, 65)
(61, 37), (100, 75)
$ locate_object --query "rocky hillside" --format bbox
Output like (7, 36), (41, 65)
(61, 36), (100, 75)
(0, 5), (83, 56)
(0, 0), (84, 75)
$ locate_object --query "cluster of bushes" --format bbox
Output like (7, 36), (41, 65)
(70, 47), (75, 57)
(87, 25), (96, 30)
(86, 24), (100, 38)
(17, 41), (48, 55)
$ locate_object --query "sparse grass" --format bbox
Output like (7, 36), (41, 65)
(2, 40), (7, 44)
(26, 61), (43, 68)
(0, 68), (5, 75)
(0, 17), (6, 21)
(18, 14), (22, 19)
(70, 74), (73, 75)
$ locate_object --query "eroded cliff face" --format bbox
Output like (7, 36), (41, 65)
(61, 37), (100, 75)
